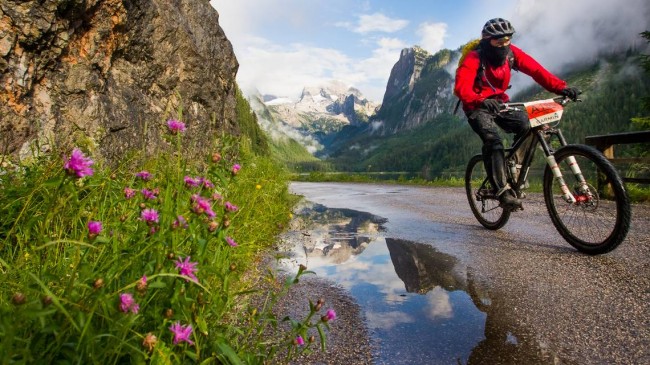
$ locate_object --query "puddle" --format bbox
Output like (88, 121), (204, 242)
(280, 201), (556, 364)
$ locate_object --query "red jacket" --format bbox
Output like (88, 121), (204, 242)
(454, 44), (567, 112)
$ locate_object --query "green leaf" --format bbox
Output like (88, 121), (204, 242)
(148, 280), (167, 289)
(94, 236), (110, 244)
(216, 342), (245, 365)
(44, 177), (63, 187)
(200, 357), (217, 365)
(195, 316), (209, 336)
(184, 350), (198, 361)
(197, 238), (208, 256)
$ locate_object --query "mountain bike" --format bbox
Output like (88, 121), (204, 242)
(465, 96), (631, 255)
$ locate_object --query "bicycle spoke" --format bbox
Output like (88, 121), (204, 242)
(466, 155), (510, 230)
(544, 145), (630, 254)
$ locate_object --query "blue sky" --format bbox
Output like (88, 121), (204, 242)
(211, 0), (649, 103)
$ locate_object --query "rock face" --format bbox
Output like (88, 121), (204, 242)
(372, 46), (456, 135)
(381, 47), (430, 104)
(0, 0), (238, 163)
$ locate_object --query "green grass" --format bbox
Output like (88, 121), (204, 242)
(0, 131), (334, 364)
(292, 172), (650, 202)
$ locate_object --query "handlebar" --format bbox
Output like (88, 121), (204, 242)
(502, 95), (581, 111)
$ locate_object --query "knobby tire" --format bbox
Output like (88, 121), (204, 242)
(543, 144), (631, 254)
(465, 154), (510, 230)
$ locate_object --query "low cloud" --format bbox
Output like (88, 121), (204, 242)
(508, 0), (650, 90)
(417, 22), (448, 54)
(257, 116), (323, 153)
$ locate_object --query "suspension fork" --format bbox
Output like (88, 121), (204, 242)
(537, 130), (580, 203)
(555, 130), (593, 198)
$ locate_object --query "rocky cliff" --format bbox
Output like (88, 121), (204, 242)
(372, 46), (456, 135)
(0, 0), (238, 163)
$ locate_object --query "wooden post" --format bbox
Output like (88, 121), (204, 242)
(598, 143), (614, 198)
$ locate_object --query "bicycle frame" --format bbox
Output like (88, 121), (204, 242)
(499, 97), (590, 204)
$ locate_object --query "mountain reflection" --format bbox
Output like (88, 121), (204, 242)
(282, 202), (558, 364)
(289, 201), (387, 265)
(386, 238), (463, 294)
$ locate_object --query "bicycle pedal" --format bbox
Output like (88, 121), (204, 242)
(499, 202), (524, 212)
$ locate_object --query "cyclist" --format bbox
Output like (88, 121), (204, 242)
(454, 17), (579, 209)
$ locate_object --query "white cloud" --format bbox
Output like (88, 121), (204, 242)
(425, 287), (454, 319)
(417, 22), (448, 54)
(347, 13), (409, 34)
(236, 43), (352, 99)
(509, 0), (650, 88)
(234, 33), (403, 102)
(338, 37), (405, 90)
(365, 310), (415, 330)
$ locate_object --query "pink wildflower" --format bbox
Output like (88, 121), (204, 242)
(231, 164), (241, 175)
(224, 201), (238, 212)
(119, 293), (140, 314)
(191, 194), (215, 218)
(184, 176), (200, 187)
(175, 256), (198, 282)
(169, 321), (194, 345)
(200, 178), (214, 189)
(64, 148), (94, 178)
(135, 171), (152, 180)
(166, 119), (186, 134)
(141, 208), (159, 224)
(295, 335), (305, 346)
(141, 188), (157, 200)
(124, 187), (136, 199)
(324, 308), (336, 322)
(226, 237), (238, 247)
(136, 275), (148, 293)
(88, 221), (102, 236)
(172, 215), (188, 229)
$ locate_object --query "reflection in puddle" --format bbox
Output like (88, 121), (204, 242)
(281, 201), (554, 364)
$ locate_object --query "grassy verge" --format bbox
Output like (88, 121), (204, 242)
(291, 171), (466, 187)
(0, 129), (334, 363)
(292, 172), (650, 202)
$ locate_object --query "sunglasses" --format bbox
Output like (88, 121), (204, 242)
(490, 35), (512, 46)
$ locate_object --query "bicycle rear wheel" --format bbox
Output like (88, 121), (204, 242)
(543, 144), (631, 254)
(465, 154), (510, 230)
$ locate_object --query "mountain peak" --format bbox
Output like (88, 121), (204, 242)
(299, 80), (359, 103)
(382, 46), (432, 105)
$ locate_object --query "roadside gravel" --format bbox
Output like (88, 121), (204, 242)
(276, 275), (375, 365)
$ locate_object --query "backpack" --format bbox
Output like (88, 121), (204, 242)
(453, 39), (516, 114)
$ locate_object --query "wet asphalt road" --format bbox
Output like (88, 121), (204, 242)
(288, 182), (650, 365)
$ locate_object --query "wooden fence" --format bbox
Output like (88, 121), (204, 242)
(584, 130), (650, 184)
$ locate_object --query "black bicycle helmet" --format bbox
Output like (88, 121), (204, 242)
(482, 18), (515, 38)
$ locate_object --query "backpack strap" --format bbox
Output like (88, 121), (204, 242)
(476, 48), (516, 92)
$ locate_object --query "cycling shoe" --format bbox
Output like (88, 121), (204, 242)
(499, 191), (522, 210)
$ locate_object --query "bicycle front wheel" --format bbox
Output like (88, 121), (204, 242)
(465, 154), (510, 230)
(543, 144), (631, 254)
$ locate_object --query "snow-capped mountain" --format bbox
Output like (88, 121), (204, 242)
(255, 80), (378, 155)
